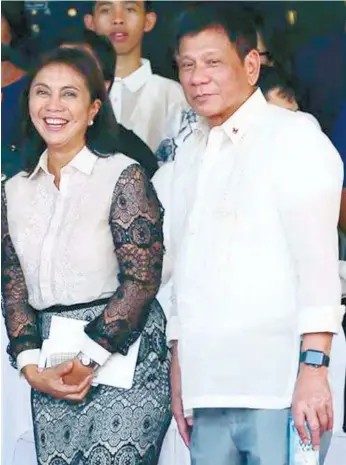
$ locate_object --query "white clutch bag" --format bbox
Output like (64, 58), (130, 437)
(39, 315), (141, 389)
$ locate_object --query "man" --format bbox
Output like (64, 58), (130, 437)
(84, 0), (186, 153)
(160, 6), (344, 464)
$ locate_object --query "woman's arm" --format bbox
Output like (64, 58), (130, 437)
(1, 184), (41, 368)
(83, 163), (164, 355)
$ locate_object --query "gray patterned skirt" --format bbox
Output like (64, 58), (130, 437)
(32, 299), (172, 465)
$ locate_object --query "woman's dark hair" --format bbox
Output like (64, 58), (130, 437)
(174, 3), (257, 61)
(54, 28), (116, 83)
(258, 65), (297, 102)
(21, 47), (121, 172)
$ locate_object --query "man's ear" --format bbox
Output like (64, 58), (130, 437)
(84, 14), (95, 31)
(144, 11), (157, 33)
(244, 49), (261, 87)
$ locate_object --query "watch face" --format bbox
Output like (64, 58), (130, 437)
(305, 350), (324, 366)
(80, 354), (91, 367)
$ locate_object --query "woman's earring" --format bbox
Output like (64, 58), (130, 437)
(88, 120), (94, 126)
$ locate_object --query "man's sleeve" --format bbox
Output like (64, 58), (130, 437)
(275, 119), (345, 334)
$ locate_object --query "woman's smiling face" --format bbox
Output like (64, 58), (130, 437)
(29, 62), (100, 152)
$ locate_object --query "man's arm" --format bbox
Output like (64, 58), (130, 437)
(276, 119), (344, 448)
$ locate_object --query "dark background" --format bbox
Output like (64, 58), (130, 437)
(9, 1), (346, 134)
(24, 1), (346, 78)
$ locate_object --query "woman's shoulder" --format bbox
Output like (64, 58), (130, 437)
(94, 153), (141, 183)
(96, 152), (139, 170)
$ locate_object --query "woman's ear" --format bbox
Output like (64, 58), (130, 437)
(90, 99), (102, 122)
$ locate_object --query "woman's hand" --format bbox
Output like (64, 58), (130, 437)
(23, 361), (93, 402)
(62, 358), (94, 386)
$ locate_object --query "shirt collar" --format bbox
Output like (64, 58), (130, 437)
(113, 58), (152, 93)
(222, 89), (267, 144)
(193, 88), (267, 144)
(29, 146), (98, 180)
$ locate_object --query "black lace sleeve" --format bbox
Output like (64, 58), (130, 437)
(1, 184), (41, 367)
(84, 164), (164, 354)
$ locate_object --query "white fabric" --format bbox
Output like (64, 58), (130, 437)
(109, 59), (187, 152)
(12, 431), (37, 465)
(6, 147), (138, 368)
(1, 322), (35, 465)
(297, 110), (321, 129)
(153, 164), (191, 465)
(16, 348), (40, 372)
(162, 89), (344, 412)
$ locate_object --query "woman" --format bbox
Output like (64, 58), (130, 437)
(2, 47), (171, 465)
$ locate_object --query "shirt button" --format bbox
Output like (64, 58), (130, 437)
(9, 144), (17, 152)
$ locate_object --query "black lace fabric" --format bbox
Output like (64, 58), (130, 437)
(1, 184), (41, 366)
(84, 164), (164, 354)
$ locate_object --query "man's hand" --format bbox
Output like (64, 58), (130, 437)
(23, 362), (93, 402)
(291, 365), (333, 450)
(171, 342), (192, 447)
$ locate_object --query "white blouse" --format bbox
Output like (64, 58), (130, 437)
(6, 147), (135, 311)
(5, 147), (150, 370)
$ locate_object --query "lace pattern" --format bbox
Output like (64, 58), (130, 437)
(1, 183), (41, 366)
(84, 164), (164, 354)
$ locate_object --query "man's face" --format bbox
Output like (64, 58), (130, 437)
(176, 27), (260, 126)
(85, 1), (156, 56)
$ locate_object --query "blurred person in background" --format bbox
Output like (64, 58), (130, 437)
(293, 18), (346, 136)
(84, 0), (187, 154)
(1, 1), (32, 179)
(258, 65), (321, 128)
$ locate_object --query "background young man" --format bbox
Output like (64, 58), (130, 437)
(84, 1), (187, 154)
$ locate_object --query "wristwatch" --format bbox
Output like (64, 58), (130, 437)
(76, 352), (99, 371)
(299, 350), (330, 368)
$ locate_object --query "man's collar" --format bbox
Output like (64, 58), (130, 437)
(113, 58), (152, 93)
(29, 146), (98, 180)
(193, 88), (267, 144)
(222, 89), (267, 144)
